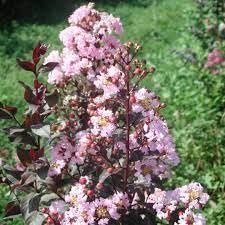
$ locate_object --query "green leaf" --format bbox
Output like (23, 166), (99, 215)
(41, 193), (59, 205)
(25, 211), (46, 225)
(29, 194), (42, 213)
(31, 124), (50, 138)
(37, 165), (49, 180)
(21, 172), (36, 186)
(20, 193), (42, 220)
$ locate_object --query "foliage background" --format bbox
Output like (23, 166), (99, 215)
(0, 0), (224, 224)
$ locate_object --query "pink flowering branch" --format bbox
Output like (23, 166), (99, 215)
(124, 63), (131, 192)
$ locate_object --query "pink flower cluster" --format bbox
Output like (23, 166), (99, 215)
(204, 48), (225, 74)
(44, 182), (130, 225)
(148, 183), (209, 224)
(42, 3), (209, 225)
(44, 3), (122, 85)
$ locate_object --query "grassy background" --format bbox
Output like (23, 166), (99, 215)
(0, 0), (225, 224)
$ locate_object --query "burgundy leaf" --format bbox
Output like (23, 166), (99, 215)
(3, 165), (23, 183)
(0, 104), (17, 119)
(36, 165), (49, 180)
(23, 113), (42, 129)
(17, 148), (32, 167)
(45, 89), (59, 107)
(33, 42), (48, 64)
(21, 172), (36, 186)
(0, 108), (13, 119)
(19, 81), (38, 105)
(4, 105), (17, 115)
(29, 148), (44, 161)
(3, 127), (37, 146)
(5, 201), (21, 217)
(32, 42), (41, 64)
(39, 62), (59, 73)
(17, 59), (35, 72)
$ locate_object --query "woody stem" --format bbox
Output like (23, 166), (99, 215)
(124, 69), (130, 192)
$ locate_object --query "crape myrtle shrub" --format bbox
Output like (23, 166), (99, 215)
(0, 3), (209, 225)
(190, 0), (225, 73)
(190, 0), (225, 50)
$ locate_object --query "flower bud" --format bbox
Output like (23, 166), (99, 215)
(41, 207), (49, 213)
(87, 189), (94, 197)
(96, 157), (103, 163)
(107, 167), (114, 174)
(96, 182), (104, 190)
(125, 65), (131, 71)
(130, 95), (136, 103)
(149, 66), (156, 74)
(47, 217), (54, 224)
(79, 177), (87, 185)
(109, 116), (116, 123)
(69, 112), (75, 119)
(134, 68), (142, 75)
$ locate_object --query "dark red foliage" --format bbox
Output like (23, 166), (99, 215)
(17, 59), (35, 72)
(33, 42), (48, 64)
(5, 201), (21, 217)
(39, 62), (59, 73)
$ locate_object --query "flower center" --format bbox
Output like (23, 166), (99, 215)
(189, 191), (199, 201)
(104, 78), (112, 85)
(98, 117), (108, 126)
(141, 165), (152, 175)
(81, 211), (88, 221)
(96, 206), (109, 218)
(71, 195), (78, 205)
(140, 98), (151, 110)
(186, 215), (194, 225)
(52, 162), (60, 169)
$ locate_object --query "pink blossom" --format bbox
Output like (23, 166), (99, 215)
(94, 65), (125, 99)
(90, 108), (116, 137)
(175, 209), (206, 225)
(51, 136), (85, 165)
(112, 192), (130, 209)
(205, 49), (224, 67)
(48, 159), (66, 176)
(134, 158), (158, 184)
(65, 183), (87, 206)
(68, 3), (94, 25)
(178, 182), (209, 209)
(40, 4), (209, 225)
(132, 88), (160, 115)
(93, 197), (121, 225)
(49, 200), (66, 214)
(44, 50), (64, 84)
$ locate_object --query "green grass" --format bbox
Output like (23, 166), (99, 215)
(0, 0), (225, 224)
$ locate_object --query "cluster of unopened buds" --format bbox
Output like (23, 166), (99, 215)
(0, 3), (209, 225)
(41, 206), (64, 225)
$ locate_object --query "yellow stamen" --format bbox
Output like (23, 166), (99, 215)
(96, 206), (109, 218)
